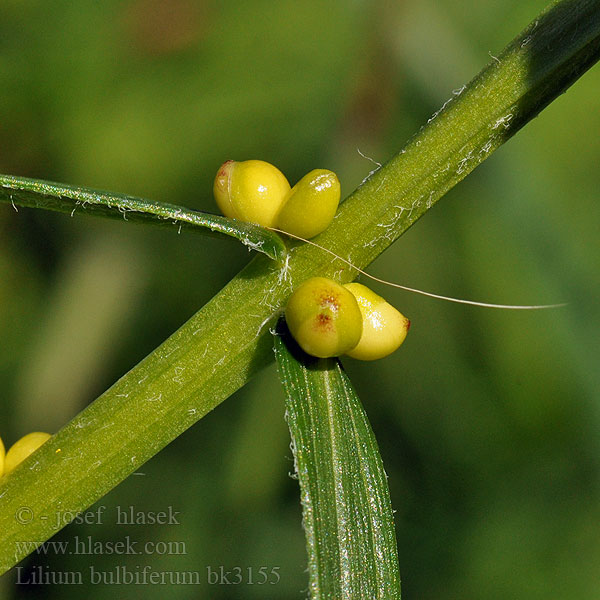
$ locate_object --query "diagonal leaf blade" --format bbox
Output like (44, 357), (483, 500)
(274, 320), (401, 600)
(0, 173), (287, 261)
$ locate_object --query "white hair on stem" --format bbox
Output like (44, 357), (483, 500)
(268, 228), (566, 310)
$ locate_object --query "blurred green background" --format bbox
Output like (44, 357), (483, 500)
(1, 0), (599, 598)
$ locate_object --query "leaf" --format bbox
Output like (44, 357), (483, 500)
(274, 319), (401, 600)
(0, 174), (287, 262)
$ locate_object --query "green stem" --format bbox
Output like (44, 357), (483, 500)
(1, 0), (599, 573)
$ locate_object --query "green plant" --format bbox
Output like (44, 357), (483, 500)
(0, 0), (598, 596)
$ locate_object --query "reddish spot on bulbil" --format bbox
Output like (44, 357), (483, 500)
(218, 160), (234, 178)
(320, 293), (339, 312)
(315, 312), (333, 331)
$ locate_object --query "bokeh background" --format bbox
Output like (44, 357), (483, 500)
(1, 0), (599, 598)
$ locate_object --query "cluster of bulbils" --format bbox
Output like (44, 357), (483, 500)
(214, 160), (410, 360)
(214, 159), (341, 239)
(0, 431), (51, 477)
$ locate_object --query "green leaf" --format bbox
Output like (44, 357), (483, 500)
(0, 174), (287, 262)
(274, 320), (401, 600)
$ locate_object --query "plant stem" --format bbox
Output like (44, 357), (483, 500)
(1, 0), (599, 573)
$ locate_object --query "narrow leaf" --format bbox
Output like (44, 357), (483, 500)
(274, 320), (401, 600)
(0, 173), (287, 261)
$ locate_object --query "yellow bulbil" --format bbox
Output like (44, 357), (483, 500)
(275, 169), (340, 238)
(4, 432), (52, 475)
(344, 283), (410, 361)
(285, 277), (362, 358)
(214, 160), (340, 239)
(213, 159), (290, 227)
(0, 435), (5, 477)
